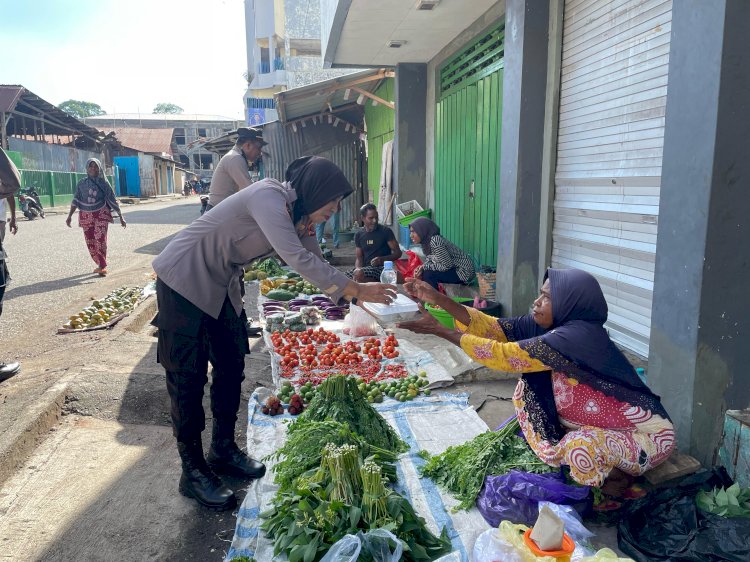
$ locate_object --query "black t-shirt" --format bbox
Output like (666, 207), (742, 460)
(354, 224), (396, 265)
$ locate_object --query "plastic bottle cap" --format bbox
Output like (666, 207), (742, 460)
(384, 261), (393, 268)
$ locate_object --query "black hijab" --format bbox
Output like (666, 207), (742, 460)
(409, 217), (441, 255)
(285, 156), (353, 224)
(503, 268), (670, 443)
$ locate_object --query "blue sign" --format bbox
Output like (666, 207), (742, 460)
(247, 108), (266, 126)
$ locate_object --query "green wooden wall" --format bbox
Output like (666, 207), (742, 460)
(434, 24), (504, 268)
(364, 79), (395, 203)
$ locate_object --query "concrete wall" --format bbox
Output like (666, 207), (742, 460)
(424, 2), (506, 213)
(394, 64), (427, 210)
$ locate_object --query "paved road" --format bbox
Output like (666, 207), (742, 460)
(1, 197), (199, 361)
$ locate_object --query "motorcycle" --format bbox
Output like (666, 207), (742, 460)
(19, 188), (45, 220)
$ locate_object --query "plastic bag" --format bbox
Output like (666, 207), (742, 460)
(357, 528), (403, 562)
(395, 250), (422, 279)
(538, 502), (594, 545)
(477, 470), (591, 527)
(473, 526), (528, 562)
(319, 534), (362, 562)
(578, 550), (633, 561)
(617, 468), (750, 562)
(343, 304), (379, 337)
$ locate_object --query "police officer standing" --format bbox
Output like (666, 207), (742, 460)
(205, 127), (267, 212)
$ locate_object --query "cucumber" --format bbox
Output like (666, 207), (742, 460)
(266, 289), (296, 301)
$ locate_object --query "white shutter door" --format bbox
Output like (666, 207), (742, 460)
(552, 0), (672, 357)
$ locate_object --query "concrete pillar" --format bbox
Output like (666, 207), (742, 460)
(496, 0), (550, 315)
(649, 0), (750, 466)
(394, 63), (427, 212)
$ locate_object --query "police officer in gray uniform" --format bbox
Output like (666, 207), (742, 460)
(205, 127), (266, 212)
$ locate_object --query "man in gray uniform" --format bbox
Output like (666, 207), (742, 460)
(205, 127), (266, 211)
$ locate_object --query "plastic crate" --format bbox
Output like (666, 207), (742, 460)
(395, 200), (423, 219)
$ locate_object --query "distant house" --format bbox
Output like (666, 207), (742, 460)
(104, 128), (179, 197)
(84, 113), (242, 181)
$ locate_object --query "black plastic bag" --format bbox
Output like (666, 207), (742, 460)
(618, 468), (750, 561)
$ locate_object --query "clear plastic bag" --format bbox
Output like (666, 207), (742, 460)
(343, 304), (379, 337)
(319, 534), (362, 562)
(472, 526), (528, 562)
(358, 528), (403, 562)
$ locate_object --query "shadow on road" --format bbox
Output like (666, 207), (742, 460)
(134, 233), (179, 256)
(5, 273), (100, 299)
(36, 323), (265, 560)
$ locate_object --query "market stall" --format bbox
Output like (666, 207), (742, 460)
(225, 262), (637, 562)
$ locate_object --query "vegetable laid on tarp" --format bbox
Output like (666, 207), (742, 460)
(419, 417), (555, 511)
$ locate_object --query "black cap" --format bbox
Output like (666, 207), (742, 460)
(236, 127), (267, 146)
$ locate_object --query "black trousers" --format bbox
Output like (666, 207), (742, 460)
(155, 280), (249, 444)
(0, 238), (8, 318)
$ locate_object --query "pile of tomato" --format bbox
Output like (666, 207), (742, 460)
(270, 327), (406, 384)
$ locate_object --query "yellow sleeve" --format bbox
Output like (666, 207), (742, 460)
(459, 333), (549, 372)
(455, 306), (509, 342)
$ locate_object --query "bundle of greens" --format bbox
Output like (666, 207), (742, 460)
(255, 257), (285, 277)
(289, 375), (407, 454)
(696, 483), (750, 518)
(266, 419), (398, 492)
(419, 418), (554, 510)
(261, 443), (452, 562)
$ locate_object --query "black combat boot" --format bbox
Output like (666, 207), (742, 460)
(177, 440), (236, 510)
(206, 419), (266, 480)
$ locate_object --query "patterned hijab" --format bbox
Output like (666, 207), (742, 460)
(73, 158), (119, 213)
(285, 156), (353, 224)
(409, 217), (440, 255)
(501, 268), (670, 443)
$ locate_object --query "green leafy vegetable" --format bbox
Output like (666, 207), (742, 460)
(419, 418), (554, 510)
(261, 443), (452, 561)
(266, 419), (397, 492)
(255, 257), (285, 277)
(289, 375), (408, 454)
(696, 483), (750, 518)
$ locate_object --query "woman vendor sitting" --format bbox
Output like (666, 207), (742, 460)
(409, 217), (475, 290)
(399, 268), (675, 501)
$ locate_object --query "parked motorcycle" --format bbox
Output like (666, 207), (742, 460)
(19, 188), (45, 220)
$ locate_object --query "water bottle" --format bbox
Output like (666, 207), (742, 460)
(380, 261), (397, 285)
(636, 367), (647, 383)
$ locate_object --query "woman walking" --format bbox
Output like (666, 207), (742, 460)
(66, 158), (126, 275)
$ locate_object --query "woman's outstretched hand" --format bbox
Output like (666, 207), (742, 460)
(397, 305), (444, 335)
(356, 282), (397, 305)
(403, 278), (441, 304)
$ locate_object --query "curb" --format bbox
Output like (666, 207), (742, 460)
(0, 370), (76, 489)
(124, 296), (158, 334)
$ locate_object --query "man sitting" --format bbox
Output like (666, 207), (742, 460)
(347, 204), (402, 283)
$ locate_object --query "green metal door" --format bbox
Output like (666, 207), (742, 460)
(435, 24), (504, 267)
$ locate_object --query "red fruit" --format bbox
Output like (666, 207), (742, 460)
(261, 406), (270, 415)
(288, 406), (299, 415)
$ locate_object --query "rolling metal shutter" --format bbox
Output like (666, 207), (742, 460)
(551, 0), (672, 357)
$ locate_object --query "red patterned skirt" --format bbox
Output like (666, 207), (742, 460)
(78, 207), (112, 269)
(513, 373), (675, 487)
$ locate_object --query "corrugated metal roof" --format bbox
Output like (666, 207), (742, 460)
(0, 85), (101, 140)
(275, 68), (393, 123)
(0, 86), (23, 112)
(105, 127), (175, 155)
(86, 113), (240, 123)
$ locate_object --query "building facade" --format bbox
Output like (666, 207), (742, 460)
(243, 0), (356, 125)
(84, 114), (241, 180)
(321, 0), (750, 469)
